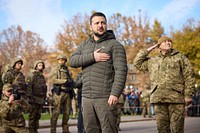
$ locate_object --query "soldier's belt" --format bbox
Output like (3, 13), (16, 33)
(60, 89), (70, 93)
(61, 83), (72, 87)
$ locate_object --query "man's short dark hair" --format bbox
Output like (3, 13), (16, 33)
(90, 12), (107, 25)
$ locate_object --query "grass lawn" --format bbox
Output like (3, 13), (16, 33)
(23, 113), (64, 120)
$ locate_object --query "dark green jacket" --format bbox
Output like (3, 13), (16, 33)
(70, 30), (128, 99)
(134, 49), (195, 103)
(26, 70), (47, 104)
(26, 60), (47, 104)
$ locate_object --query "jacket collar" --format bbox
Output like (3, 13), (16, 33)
(89, 30), (116, 43)
(158, 49), (179, 57)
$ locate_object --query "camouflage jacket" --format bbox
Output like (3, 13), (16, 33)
(141, 89), (151, 103)
(2, 69), (27, 96)
(134, 49), (195, 103)
(0, 73), (3, 95)
(26, 69), (47, 104)
(0, 95), (30, 127)
(118, 93), (124, 104)
(50, 64), (73, 90)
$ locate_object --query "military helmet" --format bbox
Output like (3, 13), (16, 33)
(34, 60), (45, 70)
(11, 58), (23, 68)
(3, 83), (13, 91)
(57, 54), (67, 61)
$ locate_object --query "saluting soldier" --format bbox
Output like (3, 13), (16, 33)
(134, 36), (195, 133)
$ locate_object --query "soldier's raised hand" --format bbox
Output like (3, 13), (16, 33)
(147, 43), (159, 52)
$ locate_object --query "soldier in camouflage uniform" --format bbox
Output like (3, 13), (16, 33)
(0, 83), (30, 133)
(141, 85), (152, 118)
(2, 58), (27, 100)
(73, 72), (84, 133)
(116, 93), (124, 131)
(26, 60), (47, 133)
(50, 54), (73, 133)
(0, 65), (3, 98)
(134, 36), (195, 133)
(71, 89), (78, 119)
(0, 65), (3, 126)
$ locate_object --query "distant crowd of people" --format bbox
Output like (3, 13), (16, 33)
(187, 91), (200, 117)
(123, 88), (141, 115)
(120, 87), (200, 118)
(122, 87), (154, 117)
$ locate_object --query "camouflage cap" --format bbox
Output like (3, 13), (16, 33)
(158, 36), (172, 45)
(57, 54), (67, 61)
(3, 83), (13, 91)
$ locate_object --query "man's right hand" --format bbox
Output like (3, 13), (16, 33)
(185, 97), (192, 105)
(94, 48), (110, 62)
(48, 92), (53, 97)
(147, 43), (159, 52)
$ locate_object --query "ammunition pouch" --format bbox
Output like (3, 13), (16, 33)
(66, 81), (74, 88)
(33, 85), (47, 97)
(60, 88), (70, 93)
(69, 89), (75, 99)
(65, 82), (75, 99)
(52, 85), (61, 95)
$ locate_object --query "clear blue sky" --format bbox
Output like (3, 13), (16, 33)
(0, 0), (200, 46)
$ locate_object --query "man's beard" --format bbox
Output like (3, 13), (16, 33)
(93, 32), (104, 38)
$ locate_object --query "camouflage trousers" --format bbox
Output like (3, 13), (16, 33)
(82, 97), (118, 133)
(116, 103), (123, 128)
(142, 102), (151, 118)
(0, 126), (29, 133)
(71, 98), (78, 118)
(51, 92), (71, 133)
(28, 103), (43, 133)
(154, 103), (185, 133)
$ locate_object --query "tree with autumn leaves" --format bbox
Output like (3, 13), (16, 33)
(171, 19), (200, 85)
(0, 25), (48, 75)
